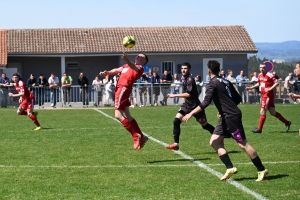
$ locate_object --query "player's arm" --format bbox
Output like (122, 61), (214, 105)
(100, 67), (123, 77)
(289, 93), (300, 99)
(121, 52), (139, 72)
(168, 93), (190, 98)
(8, 91), (24, 98)
(246, 82), (260, 91)
(265, 82), (279, 92)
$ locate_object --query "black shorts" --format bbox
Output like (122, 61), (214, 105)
(214, 115), (246, 140)
(179, 105), (207, 124)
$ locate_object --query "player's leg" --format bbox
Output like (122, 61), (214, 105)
(166, 112), (183, 151)
(252, 97), (268, 133)
(194, 111), (215, 134)
(17, 100), (28, 115)
(27, 99), (41, 130)
(268, 107), (291, 132)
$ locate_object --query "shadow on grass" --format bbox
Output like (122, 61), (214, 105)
(234, 174), (288, 181)
(199, 150), (241, 155)
(147, 157), (211, 164)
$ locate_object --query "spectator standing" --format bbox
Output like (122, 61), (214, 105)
(0, 73), (10, 108)
(152, 71), (161, 106)
(246, 63), (291, 133)
(48, 72), (59, 108)
(92, 75), (102, 107)
(61, 72), (73, 107)
(136, 73), (147, 107)
(272, 71), (282, 97)
(37, 74), (48, 108)
(284, 72), (298, 104)
(289, 62), (300, 99)
(251, 71), (260, 104)
(160, 70), (172, 106)
(194, 75), (203, 97)
(220, 69), (226, 78)
(145, 68), (154, 105)
(236, 70), (250, 104)
(171, 73), (181, 105)
(103, 75), (113, 105)
(78, 72), (89, 108)
(26, 74), (37, 104)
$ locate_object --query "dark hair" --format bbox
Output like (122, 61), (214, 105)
(182, 62), (191, 69)
(12, 73), (22, 80)
(207, 60), (220, 75)
(141, 53), (149, 65)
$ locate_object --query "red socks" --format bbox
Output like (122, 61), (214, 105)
(275, 112), (288, 124)
(121, 118), (142, 136)
(258, 115), (266, 130)
(29, 114), (40, 127)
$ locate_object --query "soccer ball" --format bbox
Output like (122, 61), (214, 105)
(122, 36), (136, 48)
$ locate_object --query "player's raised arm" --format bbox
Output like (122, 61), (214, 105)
(99, 67), (123, 77)
(121, 52), (139, 72)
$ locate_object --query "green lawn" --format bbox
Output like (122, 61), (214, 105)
(0, 104), (299, 199)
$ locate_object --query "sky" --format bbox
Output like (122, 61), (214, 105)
(1, 0), (299, 43)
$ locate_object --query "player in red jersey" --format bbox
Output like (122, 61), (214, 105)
(99, 52), (149, 150)
(246, 62), (291, 133)
(8, 73), (42, 130)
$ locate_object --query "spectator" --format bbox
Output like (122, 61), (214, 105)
(0, 73), (10, 108)
(284, 72), (298, 104)
(251, 71), (260, 104)
(272, 71), (282, 81)
(103, 74), (113, 105)
(171, 73), (181, 105)
(152, 71), (161, 106)
(194, 75), (203, 97)
(236, 70), (249, 104)
(129, 83), (138, 108)
(160, 70), (172, 106)
(205, 74), (211, 82)
(78, 72), (89, 108)
(92, 75), (103, 107)
(48, 72), (59, 108)
(136, 73), (147, 107)
(145, 68), (154, 105)
(220, 69), (226, 78)
(61, 72), (73, 107)
(289, 62), (300, 103)
(27, 74), (37, 104)
(226, 70), (236, 83)
(37, 74), (48, 108)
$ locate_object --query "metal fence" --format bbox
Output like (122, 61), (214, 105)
(1, 81), (299, 109)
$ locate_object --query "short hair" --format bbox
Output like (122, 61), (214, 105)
(39, 74), (44, 76)
(207, 60), (220, 75)
(140, 53), (149, 65)
(182, 62), (191, 69)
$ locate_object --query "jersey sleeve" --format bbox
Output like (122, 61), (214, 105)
(185, 77), (194, 94)
(200, 82), (214, 110)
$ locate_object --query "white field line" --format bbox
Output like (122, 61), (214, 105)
(0, 161), (299, 168)
(94, 109), (268, 200)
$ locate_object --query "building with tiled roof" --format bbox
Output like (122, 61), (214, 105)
(1, 26), (257, 81)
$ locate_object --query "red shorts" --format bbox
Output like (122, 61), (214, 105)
(114, 86), (131, 111)
(261, 93), (275, 109)
(19, 98), (34, 110)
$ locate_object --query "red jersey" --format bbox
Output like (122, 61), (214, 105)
(14, 80), (33, 100)
(258, 72), (277, 97)
(117, 64), (144, 87)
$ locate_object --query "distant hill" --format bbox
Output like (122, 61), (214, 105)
(254, 40), (300, 62)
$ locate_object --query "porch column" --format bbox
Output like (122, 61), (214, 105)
(61, 56), (65, 76)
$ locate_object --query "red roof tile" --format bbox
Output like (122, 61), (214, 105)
(0, 30), (7, 65)
(7, 26), (257, 54)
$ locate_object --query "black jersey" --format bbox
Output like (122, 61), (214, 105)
(182, 74), (200, 109)
(200, 76), (242, 117)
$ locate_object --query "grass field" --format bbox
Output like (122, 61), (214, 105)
(0, 104), (299, 199)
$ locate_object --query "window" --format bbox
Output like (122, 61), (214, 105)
(161, 61), (175, 75)
(176, 64), (182, 74)
(66, 62), (79, 69)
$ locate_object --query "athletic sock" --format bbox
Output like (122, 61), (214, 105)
(173, 118), (181, 143)
(258, 115), (266, 130)
(219, 153), (234, 169)
(130, 119), (143, 135)
(121, 118), (141, 137)
(202, 123), (215, 134)
(29, 114), (40, 126)
(251, 156), (265, 171)
(275, 112), (288, 124)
